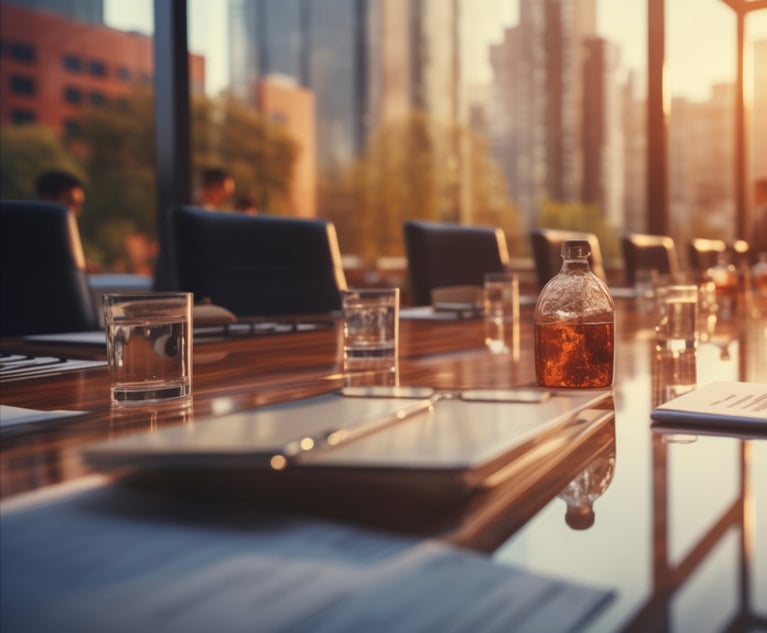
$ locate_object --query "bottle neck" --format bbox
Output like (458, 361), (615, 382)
(560, 257), (591, 273)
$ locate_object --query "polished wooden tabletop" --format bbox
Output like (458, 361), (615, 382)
(1, 295), (766, 632)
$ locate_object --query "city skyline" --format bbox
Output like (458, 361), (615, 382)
(104, 0), (767, 102)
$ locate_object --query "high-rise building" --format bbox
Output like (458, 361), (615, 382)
(0, 3), (205, 133)
(488, 0), (606, 231)
(669, 84), (735, 240)
(228, 0), (461, 173)
(752, 39), (767, 183)
(582, 36), (623, 229)
(1, 0), (103, 24)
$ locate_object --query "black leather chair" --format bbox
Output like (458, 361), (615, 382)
(402, 220), (510, 306)
(621, 233), (679, 286)
(0, 200), (99, 336)
(688, 238), (726, 272)
(530, 228), (608, 289)
(170, 206), (348, 317)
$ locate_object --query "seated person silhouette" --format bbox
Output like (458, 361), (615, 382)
(196, 167), (235, 211)
(36, 169), (100, 272)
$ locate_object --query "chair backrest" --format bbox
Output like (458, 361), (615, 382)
(620, 233), (679, 286)
(0, 200), (98, 336)
(530, 228), (607, 289)
(688, 238), (726, 272)
(402, 220), (510, 306)
(170, 206), (348, 317)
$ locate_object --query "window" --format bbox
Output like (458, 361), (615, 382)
(117, 66), (132, 82)
(88, 60), (107, 77)
(89, 91), (107, 107)
(10, 109), (36, 124)
(10, 75), (35, 96)
(63, 86), (83, 105)
(62, 54), (82, 72)
(64, 119), (82, 137)
(9, 41), (35, 64)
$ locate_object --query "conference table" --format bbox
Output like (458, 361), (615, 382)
(1, 293), (765, 632)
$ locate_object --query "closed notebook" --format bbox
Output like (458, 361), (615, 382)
(83, 389), (613, 492)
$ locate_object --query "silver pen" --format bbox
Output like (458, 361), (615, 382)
(269, 397), (436, 471)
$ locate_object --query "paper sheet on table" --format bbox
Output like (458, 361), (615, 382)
(651, 381), (767, 435)
(0, 405), (86, 438)
(1, 478), (613, 633)
(0, 353), (106, 381)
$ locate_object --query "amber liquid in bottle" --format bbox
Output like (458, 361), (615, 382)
(535, 321), (614, 388)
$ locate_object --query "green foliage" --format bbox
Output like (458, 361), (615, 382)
(338, 111), (522, 260)
(0, 88), (301, 270)
(191, 92), (299, 214)
(79, 87), (156, 249)
(0, 125), (84, 200)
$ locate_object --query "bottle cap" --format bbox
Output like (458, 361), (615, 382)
(561, 240), (591, 259)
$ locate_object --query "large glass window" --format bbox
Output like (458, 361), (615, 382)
(668, 0), (736, 252)
(0, 0), (157, 275)
(187, 0), (647, 281)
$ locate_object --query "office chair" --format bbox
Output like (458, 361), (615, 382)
(688, 238), (726, 272)
(402, 219), (510, 306)
(0, 200), (99, 336)
(530, 228), (608, 289)
(620, 233), (679, 287)
(170, 206), (348, 317)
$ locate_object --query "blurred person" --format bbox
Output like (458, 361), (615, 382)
(235, 196), (258, 215)
(754, 178), (767, 258)
(35, 169), (85, 216)
(196, 167), (235, 211)
(35, 169), (100, 272)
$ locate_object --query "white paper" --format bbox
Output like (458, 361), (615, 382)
(0, 479), (613, 633)
(0, 405), (85, 438)
(651, 381), (767, 433)
(0, 352), (106, 381)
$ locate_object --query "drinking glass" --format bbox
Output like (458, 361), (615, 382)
(104, 292), (193, 406)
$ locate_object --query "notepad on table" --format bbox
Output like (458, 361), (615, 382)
(651, 381), (767, 436)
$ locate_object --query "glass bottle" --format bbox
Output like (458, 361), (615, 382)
(534, 240), (615, 388)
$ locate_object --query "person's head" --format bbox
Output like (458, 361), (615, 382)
(198, 167), (235, 209)
(35, 170), (85, 215)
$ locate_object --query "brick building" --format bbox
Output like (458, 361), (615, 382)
(0, 3), (205, 134)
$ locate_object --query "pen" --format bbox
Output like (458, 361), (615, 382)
(269, 397), (436, 471)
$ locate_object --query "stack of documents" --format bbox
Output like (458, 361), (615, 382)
(1, 478), (614, 632)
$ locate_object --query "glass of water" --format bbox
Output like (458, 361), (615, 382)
(103, 292), (193, 406)
(340, 288), (399, 380)
(483, 272), (519, 357)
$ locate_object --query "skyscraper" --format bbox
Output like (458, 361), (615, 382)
(227, 0), (460, 173)
(2, 0), (103, 24)
(489, 0), (618, 231)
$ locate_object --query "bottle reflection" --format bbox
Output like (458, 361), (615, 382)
(557, 420), (616, 530)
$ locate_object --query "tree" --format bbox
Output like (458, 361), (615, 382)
(536, 198), (620, 260)
(191, 92), (299, 214)
(74, 88), (298, 269)
(334, 111), (522, 261)
(0, 125), (84, 200)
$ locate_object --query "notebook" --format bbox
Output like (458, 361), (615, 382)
(83, 389), (613, 495)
